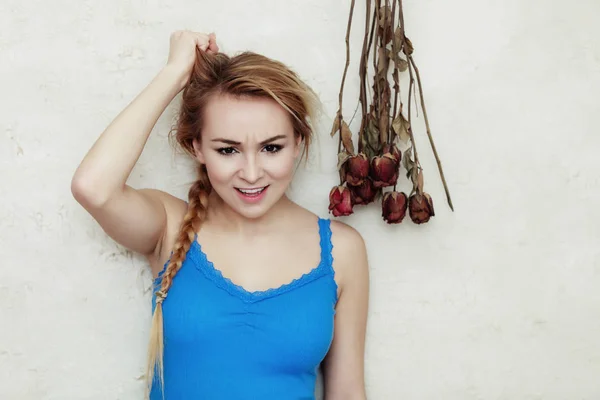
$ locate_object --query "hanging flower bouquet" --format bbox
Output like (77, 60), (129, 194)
(328, 0), (454, 224)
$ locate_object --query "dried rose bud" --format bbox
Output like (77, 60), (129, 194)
(328, 185), (353, 217)
(344, 153), (369, 186)
(349, 179), (377, 205)
(382, 191), (408, 224)
(370, 155), (399, 188)
(409, 192), (435, 224)
(382, 143), (401, 165)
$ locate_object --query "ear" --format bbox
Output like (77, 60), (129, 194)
(192, 138), (206, 164)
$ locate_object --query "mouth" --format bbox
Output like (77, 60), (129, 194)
(235, 185), (269, 202)
(235, 186), (268, 195)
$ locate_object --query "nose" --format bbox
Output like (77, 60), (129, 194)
(239, 154), (263, 184)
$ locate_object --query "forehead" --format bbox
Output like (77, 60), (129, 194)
(202, 94), (293, 140)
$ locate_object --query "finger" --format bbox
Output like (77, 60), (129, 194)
(208, 38), (219, 53)
(208, 33), (218, 49)
(195, 40), (208, 52)
(192, 34), (207, 50)
(206, 44), (218, 54)
(196, 32), (210, 45)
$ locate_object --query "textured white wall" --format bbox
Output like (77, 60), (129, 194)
(1, 0), (599, 399)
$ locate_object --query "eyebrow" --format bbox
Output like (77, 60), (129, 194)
(211, 134), (287, 146)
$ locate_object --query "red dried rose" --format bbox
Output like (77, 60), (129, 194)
(344, 153), (369, 186)
(328, 186), (353, 217)
(349, 179), (377, 205)
(370, 154), (399, 188)
(408, 192), (435, 224)
(382, 191), (408, 224)
(382, 143), (401, 165)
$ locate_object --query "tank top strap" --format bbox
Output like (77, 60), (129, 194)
(317, 217), (338, 304)
(318, 217), (334, 272)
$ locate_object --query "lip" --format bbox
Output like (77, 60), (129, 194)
(235, 185), (269, 204)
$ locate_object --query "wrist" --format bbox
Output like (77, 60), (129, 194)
(159, 64), (190, 93)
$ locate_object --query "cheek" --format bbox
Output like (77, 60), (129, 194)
(264, 152), (296, 180)
(203, 154), (239, 184)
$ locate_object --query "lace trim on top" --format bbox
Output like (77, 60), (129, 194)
(195, 218), (334, 303)
(154, 218), (337, 304)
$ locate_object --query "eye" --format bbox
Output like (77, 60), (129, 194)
(217, 147), (238, 156)
(263, 144), (283, 153)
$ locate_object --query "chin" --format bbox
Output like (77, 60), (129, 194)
(235, 207), (270, 220)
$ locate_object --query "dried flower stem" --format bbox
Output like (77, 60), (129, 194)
(337, 0), (356, 160)
(390, 0), (400, 144)
(409, 55), (454, 210)
(373, 0), (381, 119)
(397, 0), (453, 210)
(406, 56), (420, 196)
(397, 0), (420, 190)
(358, 0), (372, 153)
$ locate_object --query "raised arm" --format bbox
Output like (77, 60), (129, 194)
(70, 31), (218, 274)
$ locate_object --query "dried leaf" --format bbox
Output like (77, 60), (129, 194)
(386, 48), (409, 72)
(387, 50), (408, 72)
(364, 118), (381, 160)
(379, 108), (389, 145)
(378, 5), (392, 27)
(330, 111), (341, 137)
(385, 48), (393, 60)
(410, 165), (418, 184)
(337, 151), (351, 171)
(378, 5), (393, 43)
(341, 120), (355, 155)
(403, 147), (415, 174)
(359, 129), (367, 155)
(396, 58), (409, 72)
(392, 113), (410, 144)
(393, 27), (404, 52)
(382, 82), (391, 104)
(369, 107), (377, 121)
(403, 36), (414, 56)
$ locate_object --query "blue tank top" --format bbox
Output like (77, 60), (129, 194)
(150, 217), (338, 400)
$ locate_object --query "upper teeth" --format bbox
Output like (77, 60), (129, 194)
(238, 187), (265, 194)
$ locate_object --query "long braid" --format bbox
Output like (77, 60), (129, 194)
(145, 164), (212, 398)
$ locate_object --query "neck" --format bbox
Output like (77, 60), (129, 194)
(204, 192), (295, 237)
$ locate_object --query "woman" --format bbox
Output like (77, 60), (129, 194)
(71, 30), (369, 400)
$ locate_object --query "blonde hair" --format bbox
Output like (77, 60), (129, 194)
(145, 49), (321, 396)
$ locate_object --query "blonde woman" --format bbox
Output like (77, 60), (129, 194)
(71, 30), (369, 400)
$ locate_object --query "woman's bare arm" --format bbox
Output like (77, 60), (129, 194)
(71, 31), (217, 269)
(322, 221), (370, 400)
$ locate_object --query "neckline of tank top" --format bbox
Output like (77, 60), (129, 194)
(187, 217), (335, 303)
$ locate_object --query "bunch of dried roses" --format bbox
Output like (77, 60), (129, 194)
(328, 0), (454, 224)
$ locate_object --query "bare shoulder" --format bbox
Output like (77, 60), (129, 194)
(329, 219), (365, 249)
(329, 219), (369, 293)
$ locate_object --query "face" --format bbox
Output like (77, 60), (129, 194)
(192, 94), (302, 219)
